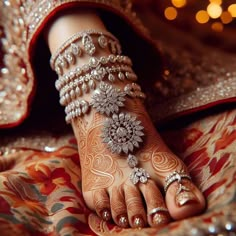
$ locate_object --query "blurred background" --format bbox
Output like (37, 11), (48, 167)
(134, 0), (236, 53)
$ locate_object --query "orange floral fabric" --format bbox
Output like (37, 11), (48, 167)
(0, 109), (235, 235)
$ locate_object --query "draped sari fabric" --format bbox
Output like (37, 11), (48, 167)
(0, 0), (235, 235)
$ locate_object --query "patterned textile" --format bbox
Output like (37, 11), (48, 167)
(0, 0), (235, 127)
(0, 1), (235, 235)
(0, 109), (235, 235)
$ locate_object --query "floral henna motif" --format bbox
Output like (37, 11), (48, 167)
(111, 186), (126, 217)
(125, 99), (185, 174)
(125, 185), (146, 226)
(151, 152), (184, 174)
(76, 113), (124, 192)
(142, 182), (165, 208)
(93, 189), (110, 215)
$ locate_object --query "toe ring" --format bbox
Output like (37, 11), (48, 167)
(164, 170), (191, 193)
(149, 207), (169, 216)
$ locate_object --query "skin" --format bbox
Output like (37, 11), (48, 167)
(46, 9), (206, 228)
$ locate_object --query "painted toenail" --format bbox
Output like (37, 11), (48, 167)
(176, 191), (199, 207)
(133, 216), (145, 228)
(152, 213), (170, 226)
(101, 209), (111, 221)
(149, 207), (170, 226)
(118, 215), (129, 228)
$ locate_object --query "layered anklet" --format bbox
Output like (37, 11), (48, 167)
(50, 30), (150, 185)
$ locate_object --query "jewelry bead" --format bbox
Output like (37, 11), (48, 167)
(50, 30), (121, 73)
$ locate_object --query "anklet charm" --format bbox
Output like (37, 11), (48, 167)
(130, 167), (150, 184)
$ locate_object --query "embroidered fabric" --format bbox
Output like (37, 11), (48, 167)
(0, 0), (235, 128)
(0, 0), (148, 127)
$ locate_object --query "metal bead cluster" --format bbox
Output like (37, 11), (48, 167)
(50, 30), (121, 75)
(101, 113), (144, 154)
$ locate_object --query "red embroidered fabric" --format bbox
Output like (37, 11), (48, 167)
(0, 109), (235, 235)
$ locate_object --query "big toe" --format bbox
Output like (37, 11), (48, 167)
(165, 176), (206, 220)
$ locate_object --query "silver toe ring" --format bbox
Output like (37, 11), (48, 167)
(164, 170), (191, 193)
(149, 207), (169, 216)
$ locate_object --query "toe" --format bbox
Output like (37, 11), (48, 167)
(110, 186), (129, 228)
(164, 172), (206, 220)
(124, 184), (147, 228)
(139, 180), (171, 227)
(89, 189), (111, 221)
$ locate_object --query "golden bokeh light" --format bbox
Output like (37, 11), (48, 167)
(228, 4), (236, 17)
(161, 1), (236, 32)
(207, 3), (223, 19)
(209, 0), (222, 5)
(196, 10), (210, 24)
(211, 22), (224, 32)
(221, 11), (233, 24)
(171, 0), (186, 8)
(164, 7), (178, 20)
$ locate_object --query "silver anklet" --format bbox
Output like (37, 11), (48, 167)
(53, 30), (150, 185)
(64, 82), (145, 123)
(50, 30), (121, 75)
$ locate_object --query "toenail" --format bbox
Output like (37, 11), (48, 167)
(152, 213), (170, 226)
(176, 191), (199, 207)
(101, 209), (111, 221)
(118, 215), (129, 228)
(133, 216), (145, 228)
(149, 207), (170, 226)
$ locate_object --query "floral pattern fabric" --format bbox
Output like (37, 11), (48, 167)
(0, 109), (235, 235)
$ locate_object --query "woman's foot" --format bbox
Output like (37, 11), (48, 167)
(46, 9), (205, 229)
(72, 98), (206, 228)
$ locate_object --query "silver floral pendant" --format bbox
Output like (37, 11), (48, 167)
(101, 113), (144, 154)
(90, 82), (126, 116)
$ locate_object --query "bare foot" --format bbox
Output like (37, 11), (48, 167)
(46, 9), (206, 229)
(72, 95), (206, 228)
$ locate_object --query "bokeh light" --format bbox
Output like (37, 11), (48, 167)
(209, 0), (222, 5)
(162, 0), (236, 32)
(171, 0), (186, 8)
(207, 3), (223, 19)
(221, 11), (233, 24)
(196, 10), (210, 24)
(164, 7), (178, 20)
(211, 22), (224, 32)
(228, 4), (236, 17)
